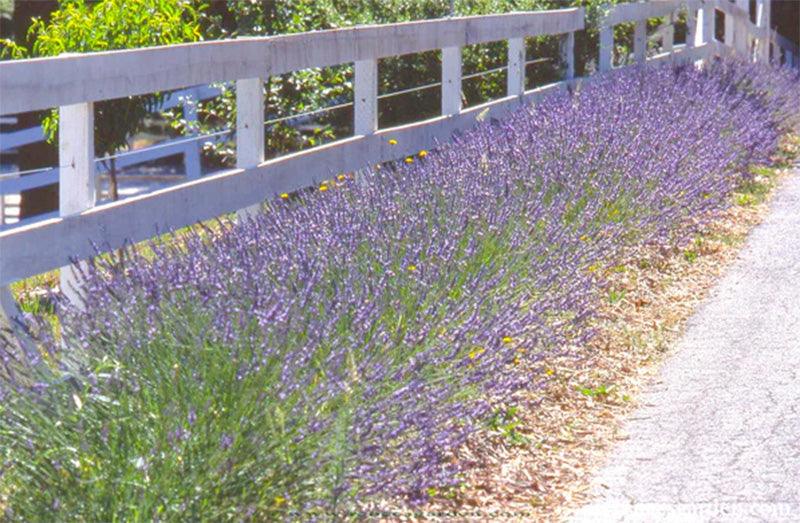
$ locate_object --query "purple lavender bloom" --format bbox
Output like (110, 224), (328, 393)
(0, 57), (797, 519)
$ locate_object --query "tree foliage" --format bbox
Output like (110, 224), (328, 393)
(1, 0), (623, 171)
(1, 0), (207, 168)
(182, 0), (621, 164)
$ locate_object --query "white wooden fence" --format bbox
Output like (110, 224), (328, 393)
(0, 1), (797, 324)
(0, 84), (221, 228)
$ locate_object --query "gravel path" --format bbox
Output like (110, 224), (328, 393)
(571, 169), (800, 523)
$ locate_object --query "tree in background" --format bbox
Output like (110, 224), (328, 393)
(178, 0), (620, 165)
(1, 0), (207, 210)
(2, 0), (622, 208)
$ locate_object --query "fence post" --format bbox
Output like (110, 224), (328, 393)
(507, 37), (526, 97)
(686, 7), (697, 49)
(442, 46), (462, 115)
(59, 101), (95, 304)
(560, 31), (575, 80)
(734, 0), (749, 57)
(235, 77), (264, 219)
(663, 13), (675, 55)
(701, 3), (714, 46)
(633, 20), (646, 63)
(599, 22), (613, 72)
(724, 5), (734, 48)
(183, 95), (202, 180)
(755, 0), (771, 63)
(354, 59), (379, 135)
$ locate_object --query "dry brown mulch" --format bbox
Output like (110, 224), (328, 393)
(379, 142), (798, 522)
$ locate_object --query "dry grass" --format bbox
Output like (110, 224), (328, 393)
(5, 134), (797, 521)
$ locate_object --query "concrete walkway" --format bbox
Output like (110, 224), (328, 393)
(571, 169), (800, 523)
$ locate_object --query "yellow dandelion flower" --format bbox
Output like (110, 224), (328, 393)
(407, 265), (416, 272)
(579, 234), (589, 242)
(319, 185), (328, 192)
(418, 150), (428, 158)
(513, 355), (521, 366)
(545, 368), (555, 376)
(280, 193), (289, 200)
(502, 336), (513, 344)
(405, 157), (414, 164)
(337, 174), (346, 182)
(274, 496), (286, 507)
(388, 138), (398, 145)
(468, 347), (485, 359)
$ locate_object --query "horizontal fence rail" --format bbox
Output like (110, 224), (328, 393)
(0, 10), (583, 115)
(0, 1), (797, 316)
(0, 56), (557, 228)
(0, 8), (585, 289)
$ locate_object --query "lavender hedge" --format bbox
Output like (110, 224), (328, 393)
(2, 59), (798, 520)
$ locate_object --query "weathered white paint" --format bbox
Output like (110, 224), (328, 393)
(0, 3), (791, 304)
(610, 40), (715, 71)
(182, 95), (202, 181)
(184, 144), (203, 182)
(507, 37), (526, 97)
(599, 24), (613, 72)
(659, 11), (675, 55)
(58, 102), (95, 303)
(604, 0), (682, 26)
(687, 7), (697, 48)
(634, 20), (647, 62)
(235, 77), (265, 219)
(0, 79), (576, 286)
(1, 135), (218, 196)
(0, 85), (220, 153)
(0, 9), (584, 115)
(693, 5), (708, 48)
(354, 59), (379, 135)
(724, 4), (735, 47)
(701, 4), (714, 46)
(755, 0), (770, 62)
(0, 36), (721, 287)
(713, 1), (760, 39)
(560, 31), (575, 80)
(734, 0), (750, 56)
(58, 104), (96, 216)
(712, 0), (797, 64)
(441, 46), (462, 115)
